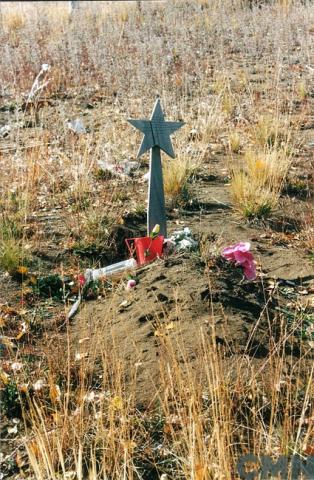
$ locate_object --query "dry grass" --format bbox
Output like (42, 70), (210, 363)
(19, 317), (313, 479)
(252, 115), (291, 149)
(228, 132), (242, 154)
(0, 1), (313, 478)
(163, 154), (199, 208)
(230, 140), (294, 218)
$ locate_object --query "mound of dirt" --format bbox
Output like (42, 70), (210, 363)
(74, 247), (313, 406)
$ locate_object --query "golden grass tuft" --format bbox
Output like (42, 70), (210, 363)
(252, 115), (290, 149)
(0, 237), (25, 274)
(0, 211), (28, 274)
(2, 10), (25, 33)
(228, 131), (241, 153)
(163, 155), (198, 208)
(229, 147), (292, 218)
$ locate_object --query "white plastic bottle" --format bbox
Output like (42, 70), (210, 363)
(84, 258), (137, 283)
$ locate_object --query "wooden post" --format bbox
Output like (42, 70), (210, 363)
(148, 146), (167, 236)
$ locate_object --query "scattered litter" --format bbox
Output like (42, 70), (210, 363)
(122, 161), (140, 176)
(78, 274), (86, 287)
(97, 160), (140, 177)
(298, 289), (309, 295)
(166, 227), (198, 252)
(142, 171), (150, 182)
(0, 369), (9, 384)
(67, 295), (81, 320)
(67, 258), (137, 319)
(66, 118), (86, 134)
(222, 242), (257, 280)
(126, 235), (164, 265)
(188, 128), (201, 141)
(308, 141), (314, 148)
(15, 320), (29, 340)
(0, 125), (11, 138)
(85, 258), (137, 283)
(0, 336), (14, 348)
(151, 224), (160, 236)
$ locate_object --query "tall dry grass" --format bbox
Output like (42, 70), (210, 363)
(20, 306), (313, 479)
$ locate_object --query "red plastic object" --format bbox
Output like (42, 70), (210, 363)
(125, 236), (164, 265)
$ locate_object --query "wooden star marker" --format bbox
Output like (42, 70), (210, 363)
(128, 98), (184, 237)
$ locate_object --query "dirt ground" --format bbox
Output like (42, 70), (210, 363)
(73, 156), (314, 406)
(1, 83), (313, 404)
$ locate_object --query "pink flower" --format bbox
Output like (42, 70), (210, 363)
(126, 279), (136, 290)
(222, 242), (257, 280)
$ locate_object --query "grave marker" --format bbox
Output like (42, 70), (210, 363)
(128, 98), (184, 237)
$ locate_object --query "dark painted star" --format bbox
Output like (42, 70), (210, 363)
(128, 98), (184, 159)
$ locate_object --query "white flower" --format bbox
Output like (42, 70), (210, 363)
(33, 379), (45, 391)
(7, 425), (18, 435)
(152, 224), (160, 235)
(11, 362), (23, 372)
(21, 322), (28, 333)
(84, 391), (96, 402)
(75, 352), (88, 361)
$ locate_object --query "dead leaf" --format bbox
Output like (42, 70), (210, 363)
(15, 451), (25, 468)
(195, 463), (206, 480)
(18, 384), (28, 393)
(17, 266), (28, 275)
(163, 423), (171, 435)
(1, 306), (18, 316)
(303, 444), (314, 455)
(15, 331), (25, 340)
(0, 336), (14, 347)
(50, 384), (61, 403)
(28, 275), (38, 285)
(28, 440), (40, 458)
(154, 329), (164, 337)
(122, 440), (137, 451)
(0, 370), (10, 385)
